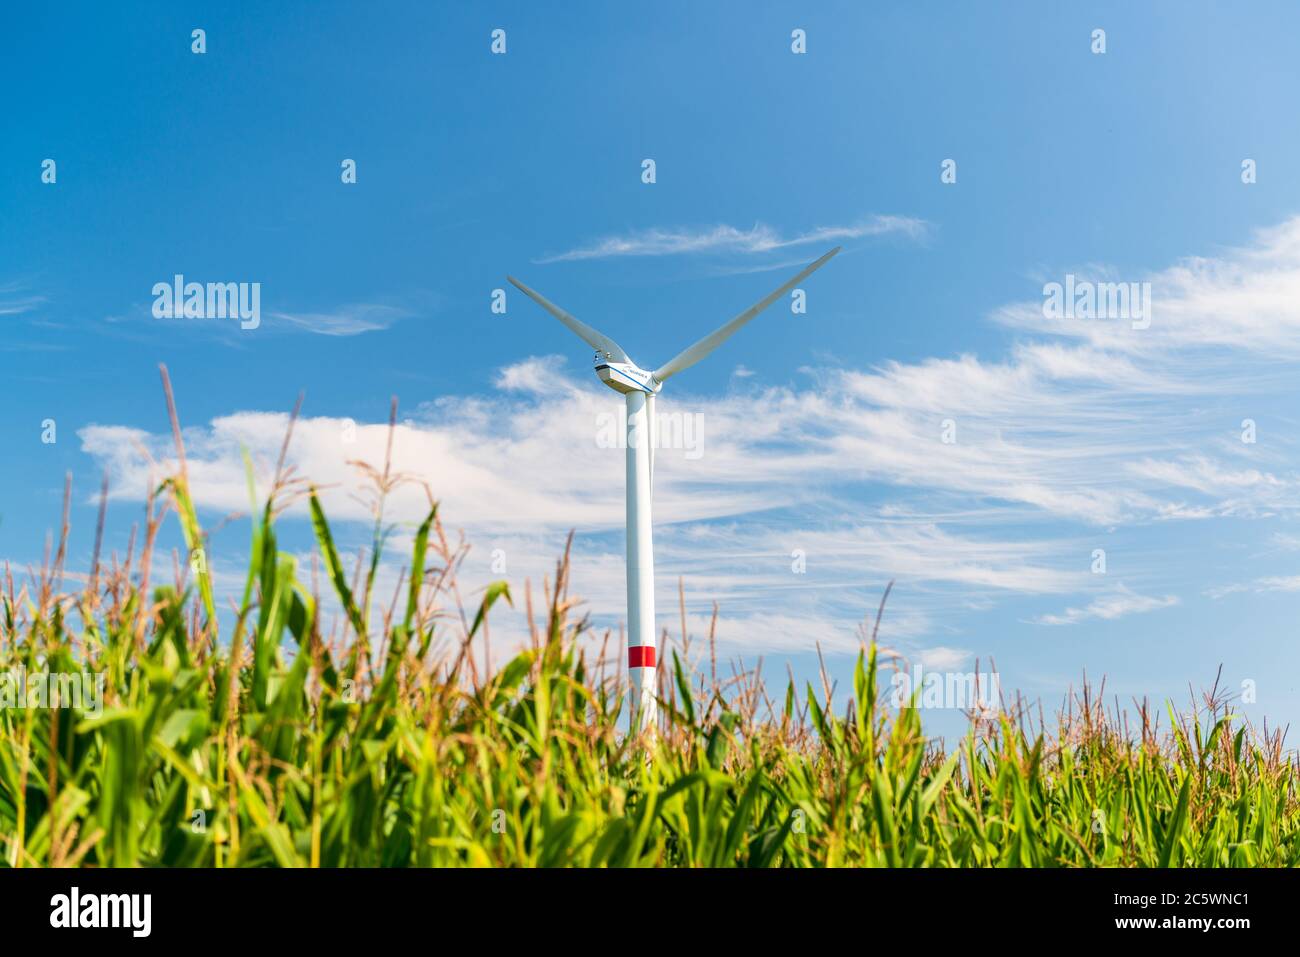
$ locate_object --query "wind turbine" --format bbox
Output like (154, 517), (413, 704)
(507, 246), (840, 732)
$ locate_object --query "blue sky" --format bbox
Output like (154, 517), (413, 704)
(4, 2), (1300, 739)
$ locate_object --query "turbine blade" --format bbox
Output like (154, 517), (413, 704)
(506, 276), (629, 362)
(652, 246), (841, 383)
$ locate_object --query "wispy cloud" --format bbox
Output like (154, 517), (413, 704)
(0, 280), (46, 316)
(1206, 575), (1300, 600)
(269, 303), (413, 336)
(993, 217), (1300, 360)
(912, 646), (974, 670)
(535, 215), (928, 263)
(1029, 587), (1179, 626)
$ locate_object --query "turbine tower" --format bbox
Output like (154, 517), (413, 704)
(508, 246), (840, 732)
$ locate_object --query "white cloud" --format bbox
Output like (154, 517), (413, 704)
(1029, 586), (1179, 626)
(993, 218), (1300, 360)
(913, 646), (973, 670)
(1206, 575), (1300, 600)
(0, 296), (45, 316)
(0, 280), (45, 316)
(1127, 456), (1283, 495)
(535, 215), (928, 263)
(269, 303), (413, 336)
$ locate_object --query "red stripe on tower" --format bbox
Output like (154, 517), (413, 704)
(628, 646), (655, 669)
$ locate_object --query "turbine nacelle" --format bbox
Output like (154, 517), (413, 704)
(594, 354), (660, 395)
